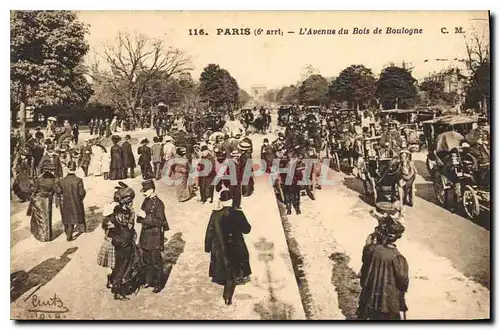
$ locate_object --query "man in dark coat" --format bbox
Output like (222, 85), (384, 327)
(56, 161), (86, 241)
(138, 138), (153, 179)
(79, 139), (93, 177)
(238, 141), (254, 197)
(121, 135), (136, 178)
(204, 190), (251, 305)
(137, 179), (169, 293)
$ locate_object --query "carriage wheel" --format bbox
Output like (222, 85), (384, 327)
(433, 174), (446, 206)
(462, 185), (480, 219)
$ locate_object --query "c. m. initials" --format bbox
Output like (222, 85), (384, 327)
(454, 27), (464, 34)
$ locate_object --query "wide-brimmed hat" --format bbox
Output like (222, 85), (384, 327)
(164, 135), (173, 142)
(177, 147), (187, 156)
(238, 141), (252, 151)
(47, 117), (56, 121)
(140, 179), (155, 192)
(230, 150), (240, 158)
(111, 135), (121, 143)
(140, 137), (149, 144)
(113, 182), (135, 204)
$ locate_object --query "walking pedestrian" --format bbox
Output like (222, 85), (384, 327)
(121, 135), (136, 179)
(151, 136), (164, 180)
(138, 138), (153, 179)
(72, 122), (79, 144)
(357, 213), (409, 320)
(137, 179), (169, 293)
(79, 139), (92, 177)
(204, 190), (251, 305)
(55, 161), (86, 241)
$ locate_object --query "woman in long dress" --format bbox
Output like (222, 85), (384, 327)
(102, 183), (139, 300)
(204, 190), (251, 305)
(172, 147), (194, 202)
(109, 135), (124, 180)
(29, 168), (59, 242)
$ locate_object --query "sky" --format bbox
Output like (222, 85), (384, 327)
(78, 11), (489, 91)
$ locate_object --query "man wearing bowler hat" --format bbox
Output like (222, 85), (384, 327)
(137, 179), (169, 293)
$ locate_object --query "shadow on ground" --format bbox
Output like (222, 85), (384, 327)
(160, 232), (186, 288)
(11, 247), (79, 303)
(329, 252), (361, 320)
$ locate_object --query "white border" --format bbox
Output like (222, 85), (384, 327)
(3, 1), (498, 330)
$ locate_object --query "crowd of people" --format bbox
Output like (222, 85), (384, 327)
(10, 102), (490, 319)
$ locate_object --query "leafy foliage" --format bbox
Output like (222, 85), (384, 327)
(276, 85), (299, 105)
(376, 65), (418, 109)
(198, 64), (239, 109)
(11, 10), (92, 108)
(328, 65), (376, 109)
(298, 74), (329, 106)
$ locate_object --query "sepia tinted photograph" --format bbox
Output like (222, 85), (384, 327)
(10, 10), (490, 320)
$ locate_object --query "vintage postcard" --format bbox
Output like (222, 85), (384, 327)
(10, 10), (490, 320)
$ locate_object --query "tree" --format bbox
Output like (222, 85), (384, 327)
(95, 32), (192, 115)
(299, 74), (329, 106)
(376, 65), (418, 109)
(276, 85), (299, 104)
(238, 89), (250, 106)
(11, 10), (91, 141)
(328, 65), (376, 110)
(463, 29), (490, 119)
(419, 79), (445, 104)
(199, 64), (240, 110)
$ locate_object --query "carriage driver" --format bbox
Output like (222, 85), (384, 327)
(378, 121), (404, 157)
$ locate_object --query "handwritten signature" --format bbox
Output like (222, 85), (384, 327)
(26, 294), (69, 319)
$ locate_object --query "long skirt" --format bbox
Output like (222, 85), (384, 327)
(30, 195), (54, 242)
(108, 168), (124, 180)
(97, 236), (115, 268)
(173, 171), (192, 202)
(110, 246), (134, 296)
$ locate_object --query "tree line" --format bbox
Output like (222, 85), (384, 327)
(10, 10), (250, 140)
(265, 54), (489, 115)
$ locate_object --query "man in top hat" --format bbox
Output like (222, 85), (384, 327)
(137, 179), (169, 293)
(56, 160), (86, 241)
(79, 139), (93, 177)
(138, 138), (153, 179)
(121, 134), (136, 179)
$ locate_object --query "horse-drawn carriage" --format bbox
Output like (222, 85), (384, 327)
(357, 135), (416, 211)
(423, 115), (490, 219)
(379, 109), (420, 152)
